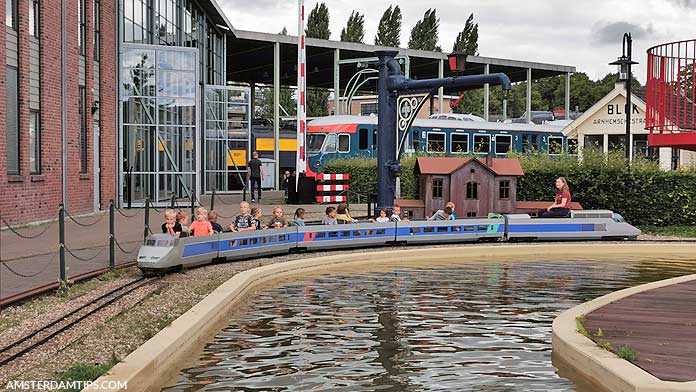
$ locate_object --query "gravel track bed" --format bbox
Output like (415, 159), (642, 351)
(0, 238), (691, 388)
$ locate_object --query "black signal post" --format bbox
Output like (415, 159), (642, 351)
(609, 33), (638, 161)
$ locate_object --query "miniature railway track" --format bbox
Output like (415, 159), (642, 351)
(0, 277), (154, 367)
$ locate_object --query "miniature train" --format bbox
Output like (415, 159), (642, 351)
(136, 210), (640, 275)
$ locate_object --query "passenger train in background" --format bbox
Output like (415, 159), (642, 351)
(241, 115), (578, 175)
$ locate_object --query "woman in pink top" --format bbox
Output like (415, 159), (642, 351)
(540, 177), (572, 218)
(189, 207), (214, 236)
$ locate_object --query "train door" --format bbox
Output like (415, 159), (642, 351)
(357, 127), (372, 158)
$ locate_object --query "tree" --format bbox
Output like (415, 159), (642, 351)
(408, 8), (439, 51)
(279, 27), (287, 35)
(340, 11), (365, 43)
(306, 88), (330, 117)
(255, 86), (296, 120)
(374, 5), (402, 47)
(306, 3), (330, 40)
(453, 13), (478, 55)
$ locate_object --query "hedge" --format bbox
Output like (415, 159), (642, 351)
(323, 152), (696, 226)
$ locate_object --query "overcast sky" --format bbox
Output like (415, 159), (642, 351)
(220, 0), (696, 83)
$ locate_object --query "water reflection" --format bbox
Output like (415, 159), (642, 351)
(163, 258), (696, 391)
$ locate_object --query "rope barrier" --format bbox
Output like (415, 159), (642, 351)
(64, 209), (107, 227)
(212, 192), (238, 206)
(115, 207), (143, 218)
(114, 237), (141, 254)
(0, 215), (55, 240)
(0, 251), (58, 278)
(63, 245), (107, 262)
(147, 199), (167, 213)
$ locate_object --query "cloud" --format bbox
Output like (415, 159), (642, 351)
(592, 21), (655, 46)
(664, 0), (696, 6)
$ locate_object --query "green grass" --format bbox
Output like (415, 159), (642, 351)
(576, 317), (590, 338)
(616, 345), (639, 362)
(639, 225), (696, 238)
(55, 356), (119, 392)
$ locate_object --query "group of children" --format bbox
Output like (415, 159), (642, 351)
(162, 200), (459, 237)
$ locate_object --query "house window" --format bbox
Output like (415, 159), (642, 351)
(466, 181), (478, 199)
(78, 0), (86, 55)
(360, 102), (378, 116)
(450, 133), (468, 154)
(495, 134), (512, 154)
(338, 134), (350, 152)
(30, 111), (41, 174)
(466, 212), (476, 217)
(29, 0), (39, 37)
(568, 139), (578, 155)
(632, 134), (657, 160)
(548, 136), (563, 155)
(6, 67), (20, 174)
(473, 134), (490, 154)
(499, 180), (510, 199)
(6, 0), (17, 29)
(432, 178), (443, 198)
(93, 0), (101, 61)
(584, 135), (603, 152)
(358, 128), (368, 150)
(79, 86), (88, 173)
(427, 132), (445, 152)
(608, 135), (627, 152)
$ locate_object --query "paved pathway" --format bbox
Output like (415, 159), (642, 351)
(584, 279), (696, 382)
(0, 192), (369, 301)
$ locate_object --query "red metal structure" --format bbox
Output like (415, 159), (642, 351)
(646, 39), (696, 151)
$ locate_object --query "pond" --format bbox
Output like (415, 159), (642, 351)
(163, 257), (696, 391)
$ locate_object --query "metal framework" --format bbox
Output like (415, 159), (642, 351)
(646, 39), (696, 151)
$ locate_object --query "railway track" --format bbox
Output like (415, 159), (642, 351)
(0, 277), (154, 367)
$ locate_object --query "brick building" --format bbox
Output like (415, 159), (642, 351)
(1, 0), (116, 224)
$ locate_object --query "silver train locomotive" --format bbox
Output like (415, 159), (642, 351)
(137, 210), (640, 275)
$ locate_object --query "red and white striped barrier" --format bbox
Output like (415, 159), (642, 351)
(316, 195), (347, 203)
(315, 173), (350, 181)
(316, 184), (349, 192)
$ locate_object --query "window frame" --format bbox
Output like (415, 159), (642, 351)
(499, 180), (510, 199)
(93, 0), (101, 61)
(450, 132), (469, 154)
(473, 134), (491, 154)
(466, 181), (478, 200)
(426, 131), (446, 153)
(78, 0), (86, 55)
(6, 66), (20, 175)
(432, 177), (444, 199)
(6, 0), (18, 30)
(322, 133), (338, 153)
(567, 138), (578, 156)
(337, 134), (350, 153)
(494, 134), (512, 155)
(358, 128), (368, 150)
(29, 110), (41, 174)
(548, 136), (564, 156)
(29, 0), (39, 37)
(79, 86), (88, 173)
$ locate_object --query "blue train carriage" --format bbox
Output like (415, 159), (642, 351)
(506, 210), (641, 241)
(395, 218), (505, 244)
(138, 234), (220, 274)
(296, 221), (398, 251)
(305, 115), (572, 176)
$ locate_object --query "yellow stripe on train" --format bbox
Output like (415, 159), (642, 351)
(255, 138), (297, 152)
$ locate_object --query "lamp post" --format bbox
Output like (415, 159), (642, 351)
(609, 33), (639, 161)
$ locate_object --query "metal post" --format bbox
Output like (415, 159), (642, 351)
(484, 64), (490, 121)
(334, 48), (340, 115)
(210, 189), (216, 212)
(170, 194), (175, 208)
(438, 59), (444, 114)
(109, 200), (115, 268)
(565, 72), (571, 120)
(190, 193), (195, 218)
(376, 51), (400, 211)
(273, 41), (280, 190)
(59, 204), (66, 281)
(61, 0), (67, 209)
(144, 197), (150, 242)
(526, 68), (532, 123)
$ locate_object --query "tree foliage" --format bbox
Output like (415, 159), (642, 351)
(453, 13), (478, 55)
(374, 5), (402, 47)
(306, 88), (330, 117)
(340, 11), (365, 43)
(408, 8), (439, 51)
(255, 86), (296, 120)
(306, 3), (330, 40)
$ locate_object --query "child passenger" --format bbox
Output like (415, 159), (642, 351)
(375, 208), (390, 223)
(229, 201), (257, 232)
(293, 208), (306, 226)
(251, 207), (265, 230)
(189, 207), (213, 237)
(336, 203), (357, 223)
(176, 211), (190, 237)
(162, 209), (183, 237)
(208, 210), (224, 233)
(321, 206), (338, 225)
(268, 207), (288, 228)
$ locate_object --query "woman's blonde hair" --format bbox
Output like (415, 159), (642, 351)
(556, 177), (570, 192)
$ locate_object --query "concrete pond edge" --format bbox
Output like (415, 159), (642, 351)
(87, 243), (696, 391)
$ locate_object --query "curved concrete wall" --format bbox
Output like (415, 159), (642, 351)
(87, 243), (696, 391)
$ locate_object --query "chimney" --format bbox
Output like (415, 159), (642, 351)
(486, 151), (493, 168)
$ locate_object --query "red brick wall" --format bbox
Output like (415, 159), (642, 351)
(0, 0), (116, 225)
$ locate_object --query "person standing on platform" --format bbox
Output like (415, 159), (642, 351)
(247, 151), (264, 202)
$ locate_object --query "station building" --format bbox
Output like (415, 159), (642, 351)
(1, 0), (576, 224)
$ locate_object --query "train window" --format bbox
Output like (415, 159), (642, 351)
(359, 128), (369, 150)
(568, 139), (579, 155)
(426, 132), (445, 152)
(451, 226), (461, 232)
(412, 130), (420, 151)
(352, 230), (362, 236)
(473, 134), (490, 154)
(376, 229), (386, 235)
(451, 133), (469, 154)
(424, 227), (435, 233)
(229, 240), (238, 247)
(338, 134), (350, 153)
(268, 236), (277, 243)
(328, 231), (339, 238)
(307, 133), (326, 152)
(316, 232), (326, 239)
(477, 225), (489, 231)
(341, 231), (351, 237)
(549, 136), (563, 155)
(250, 238), (258, 245)
(261, 237), (268, 244)
(240, 239), (248, 246)
(145, 239), (157, 246)
(463, 226), (474, 231)
(279, 235), (287, 241)
(522, 134), (539, 153)
(495, 134), (512, 154)
(466, 182), (478, 200)
(410, 227), (421, 234)
(437, 227), (448, 233)
(323, 134), (337, 152)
